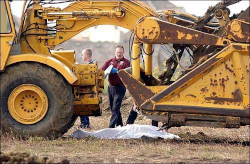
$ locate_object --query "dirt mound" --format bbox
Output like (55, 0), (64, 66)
(180, 132), (208, 141)
(0, 152), (70, 164)
(172, 132), (249, 146)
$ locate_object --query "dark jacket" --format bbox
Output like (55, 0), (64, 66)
(101, 57), (130, 85)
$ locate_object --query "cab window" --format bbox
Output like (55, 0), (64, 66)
(0, 1), (11, 34)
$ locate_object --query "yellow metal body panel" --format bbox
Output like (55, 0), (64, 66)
(144, 44), (153, 76)
(147, 86), (168, 94)
(8, 84), (49, 125)
(148, 44), (249, 110)
(73, 64), (98, 86)
(51, 50), (75, 69)
(72, 64), (104, 116)
(74, 94), (99, 105)
(19, 1), (51, 56)
(6, 54), (77, 84)
(132, 43), (141, 80)
(20, 6), (50, 55)
(0, 1), (16, 71)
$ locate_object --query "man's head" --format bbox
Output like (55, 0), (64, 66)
(82, 48), (92, 62)
(115, 45), (124, 60)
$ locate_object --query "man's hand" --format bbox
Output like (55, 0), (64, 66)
(133, 104), (138, 112)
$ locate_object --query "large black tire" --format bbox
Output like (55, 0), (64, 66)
(0, 62), (75, 139)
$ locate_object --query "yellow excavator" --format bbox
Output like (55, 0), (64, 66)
(0, 0), (249, 138)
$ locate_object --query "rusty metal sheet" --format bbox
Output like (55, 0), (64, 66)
(118, 69), (155, 106)
(142, 109), (249, 127)
(185, 121), (226, 128)
(135, 17), (230, 46)
(233, 45), (250, 51)
(205, 89), (243, 104)
(141, 110), (168, 122)
(225, 117), (240, 128)
(185, 115), (226, 122)
(157, 20), (228, 45)
(152, 104), (250, 118)
(226, 19), (250, 43)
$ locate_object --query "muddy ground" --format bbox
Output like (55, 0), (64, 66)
(1, 94), (249, 163)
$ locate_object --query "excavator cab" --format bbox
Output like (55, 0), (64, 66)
(0, 0), (16, 71)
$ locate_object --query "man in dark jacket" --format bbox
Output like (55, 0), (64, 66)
(101, 45), (130, 128)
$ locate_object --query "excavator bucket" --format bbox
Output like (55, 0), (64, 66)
(119, 43), (250, 128)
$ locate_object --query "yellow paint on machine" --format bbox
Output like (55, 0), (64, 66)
(154, 44), (249, 110)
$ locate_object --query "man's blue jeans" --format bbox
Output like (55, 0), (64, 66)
(80, 116), (90, 126)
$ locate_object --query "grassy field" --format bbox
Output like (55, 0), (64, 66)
(1, 95), (249, 163)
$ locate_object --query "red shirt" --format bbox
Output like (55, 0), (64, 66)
(101, 57), (130, 85)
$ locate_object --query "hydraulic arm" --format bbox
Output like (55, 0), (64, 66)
(18, 0), (158, 55)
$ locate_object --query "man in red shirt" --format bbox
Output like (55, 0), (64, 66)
(101, 45), (130, 128)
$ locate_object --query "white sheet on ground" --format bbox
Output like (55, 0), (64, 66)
(70, 124), (180, 139)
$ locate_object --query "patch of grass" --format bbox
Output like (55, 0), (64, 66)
(202, 153), (221, 161)
(2, 134), (249, 163)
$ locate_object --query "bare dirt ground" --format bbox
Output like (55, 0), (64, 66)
(1, 94), (249, 163)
